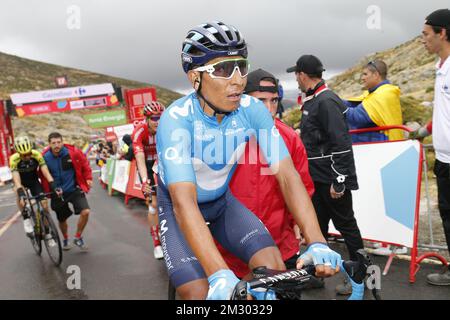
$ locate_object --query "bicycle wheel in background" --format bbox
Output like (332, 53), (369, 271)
(28, 208), (42, 256)
(41, 210), (63, 266)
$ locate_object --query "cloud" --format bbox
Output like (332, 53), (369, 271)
(0, 0), (447, 93)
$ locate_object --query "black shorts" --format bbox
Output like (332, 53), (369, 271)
(23, 180), (45, 201)
(51, 188), (90, 222)
(157, 182), (276, 288)
(145, 159), (157, 193)
(284, 253), (300, 269)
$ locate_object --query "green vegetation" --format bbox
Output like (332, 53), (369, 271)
(0, 51), (182, 146)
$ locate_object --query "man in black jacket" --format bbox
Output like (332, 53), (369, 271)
(287, 55), (364, 295)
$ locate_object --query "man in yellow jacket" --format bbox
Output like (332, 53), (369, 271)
(343, 59), (407, 258)
(344, 59), (403, 143)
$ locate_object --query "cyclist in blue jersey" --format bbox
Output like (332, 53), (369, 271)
(156, 21), (342, 300)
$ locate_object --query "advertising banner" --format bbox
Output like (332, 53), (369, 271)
(14, 95), (119, 117)
(106, 159), (116, 195)
(124, 87), (157, 122)
(0, 166), (12, 182)
(112, 160), (131, 194)
(84, 110), (127, 129)
(329, 140), (421, 247)
(11, 83), (115, 105)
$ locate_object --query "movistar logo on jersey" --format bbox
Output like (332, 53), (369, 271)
(228, 51), (238, 56)
(157, 93), (290, 202)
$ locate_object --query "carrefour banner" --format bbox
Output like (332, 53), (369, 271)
(11, 83), (115, 105)
(329, 140), (421, 248)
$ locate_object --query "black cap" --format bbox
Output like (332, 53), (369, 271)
(244, 68), (279, 94)
(122, 134), (132, 145)
(286, 54), (325, 74)
(425, 9), (450, 28)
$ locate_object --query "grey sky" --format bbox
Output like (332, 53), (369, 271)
(0, 0), (448, 97)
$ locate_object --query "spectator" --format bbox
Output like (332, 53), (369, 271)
(413, 8), (450, 286)
(344, 59), (406, 256)
(119, 134), (134, 161)
(217, 69), (318, 284)
(42, 132), (92, 251)
(344, 59), (403, 143)
(95, 143), (105, 167)
(287, 54), (365, 295)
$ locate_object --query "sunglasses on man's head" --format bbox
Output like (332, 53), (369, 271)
(193, 58), (250, 80)
(21, 152), (32, 157)
(150, 116), (160, 122)
(367, 60), (380, 74)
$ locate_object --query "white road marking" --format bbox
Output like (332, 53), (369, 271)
(0, 211), (21, 238)
(0, 202), (17, 209)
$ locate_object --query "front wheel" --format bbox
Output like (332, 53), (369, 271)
(42, 211), (63, 266)
(28, 209), (42, 256)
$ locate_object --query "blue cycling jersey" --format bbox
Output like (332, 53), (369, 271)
(156, 92), (290, 203)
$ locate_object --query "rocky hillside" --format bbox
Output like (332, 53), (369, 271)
(283, 36), (436, 129)
(0, 51), (182, 147)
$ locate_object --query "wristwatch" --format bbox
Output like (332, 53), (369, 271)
(333, 182), (346, 194)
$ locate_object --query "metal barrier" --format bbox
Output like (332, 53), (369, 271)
(418, 143), (448, 252)
(349, 125), (448, 282)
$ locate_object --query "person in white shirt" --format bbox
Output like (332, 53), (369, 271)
(414, 8), (450, 286)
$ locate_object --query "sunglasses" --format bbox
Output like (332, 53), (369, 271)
(367, 60), (380, 74)
(149, 116), (160, 122)
(193, 58), (250, 80)
(21, 152), (32, 157)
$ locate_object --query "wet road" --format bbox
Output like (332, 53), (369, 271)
(1, 174), (449, 300)
(0, 176), (168, 299)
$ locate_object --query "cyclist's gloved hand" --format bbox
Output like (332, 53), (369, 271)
(49, 182), (63, 197)
(206, 269), (240, 300)
(247, 286), (277, 300)
(297, 242), (341, 273)
(49, 181), (57, 192)
(141, 180), (153, 197)
(16, 187), (26, 200)
(339, 260), (365, 300)
(17, 187), (26, 207)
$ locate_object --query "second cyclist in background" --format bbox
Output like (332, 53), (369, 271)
(9, 136), (59, 238)
(131, 101), (165, 260)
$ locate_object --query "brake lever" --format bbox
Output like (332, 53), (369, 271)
(231, 280), (248, 300)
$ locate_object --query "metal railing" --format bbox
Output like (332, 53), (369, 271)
(419, 143), (448, 251)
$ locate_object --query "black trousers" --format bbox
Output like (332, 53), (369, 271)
(434, 159), (450, 255)
(312, 182), (364, 261)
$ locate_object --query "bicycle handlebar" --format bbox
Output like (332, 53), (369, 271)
(231, 249), (381, 300)
(25, 189), (64, 202)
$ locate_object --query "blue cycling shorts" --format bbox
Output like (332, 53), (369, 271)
(157, 181), (276, 288)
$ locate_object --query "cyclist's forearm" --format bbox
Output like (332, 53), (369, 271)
(276, 159), (325, 244)
(135, 152), (148, 182)
(40, 165), (54, 183)
(12, 172), (22, 190)
(169, 185), (229, 276)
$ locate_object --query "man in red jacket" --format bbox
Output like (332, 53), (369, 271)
(217, 69), (316, 279)
(43, 132), (92, 251)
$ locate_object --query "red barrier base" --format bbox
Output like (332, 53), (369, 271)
(410, 252), (448, 283)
